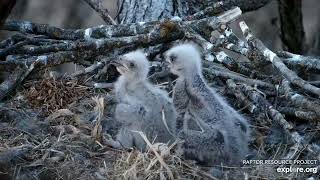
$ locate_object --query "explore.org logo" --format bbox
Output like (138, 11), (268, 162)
(276, 166), (318, 174)
(242, 159), (318, 174)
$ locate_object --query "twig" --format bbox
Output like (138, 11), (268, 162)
(93, 83), (114, 89)
(277, 51), (320, 72)
(226, 79), (260, 114)
(220, 27), (250, 57)
(45, 109), (74, 122)
(0, 64), (34, 101)
(309, 81), (320, 86)
(134, 131), (174, 179)
(183, 1), (233, 21)
(184, 26), (252, 76)
(279, 79), (320, 117)
(203, 65), (275, 91)
(216, 7), (242, 23)
(71, 58), (112, 77)
(0, 40), (28, 57)
(278, 107), (318, 121)
(83, 0), (117, 25)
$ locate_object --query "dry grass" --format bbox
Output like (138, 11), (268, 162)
(105, 139), (218, 180)
(22, 77), (92, 115)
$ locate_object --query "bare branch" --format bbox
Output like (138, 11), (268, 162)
(2, 20), (156, 40)
(0, 65), (34, 101)
(82, 0), (117, 25)
(278, 107), (318, 121)
(277, 51), (320, 73)
(234, 80), (320, 160)
(280, 79), (320, 117)
(226, 79), (259, 114)
(203, 65), (275, 91)
(239, 21), (320, 97)
(184, 2), (241, 21)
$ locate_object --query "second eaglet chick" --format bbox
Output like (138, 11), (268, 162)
(112, 50), (176, 151)
(165, 43), (250, 165)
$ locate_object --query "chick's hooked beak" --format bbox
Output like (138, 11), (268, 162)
(111, 56), (129, 75)
(163, 52), (171, 64)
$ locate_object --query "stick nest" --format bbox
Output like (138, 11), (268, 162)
(22, 77), (92, 115)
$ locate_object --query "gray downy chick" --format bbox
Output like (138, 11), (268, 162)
(113, 50), (177, 151)
(165, 43), (250, 165)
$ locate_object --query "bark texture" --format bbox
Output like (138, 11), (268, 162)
(118, 0), (272, 23)
(278, 0), (305, 54)
(0, 0), (16, 27)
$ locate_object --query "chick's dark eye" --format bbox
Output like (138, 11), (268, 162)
(129, 62), (135, 67)
(169, 54), (177, 63)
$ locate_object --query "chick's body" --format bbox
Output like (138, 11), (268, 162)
(114, 50), (176, 151)
(166, 43), (250, 165)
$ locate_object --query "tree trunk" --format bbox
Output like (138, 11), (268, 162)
(117, 0), (175, 24)
(118, 0), (272, 23)
(63, 0), (92, 28)
(0, 0), (16, 27)
(278, 0), (305, 54)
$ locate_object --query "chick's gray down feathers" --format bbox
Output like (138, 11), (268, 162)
(114, 50), (176, 151)
(166, 43), (250, 165)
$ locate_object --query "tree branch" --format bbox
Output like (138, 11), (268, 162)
(239, 21), (320, 97)
(278, 107), (318, 121)
(277, 51), (320, 73)
(82, 0), (117, 25)
(230, 80), (320, 160)
(279, 79), (320, 117)
(0, 65), (34, 101)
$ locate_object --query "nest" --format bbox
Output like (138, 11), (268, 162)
(22, 77), (92, 115)
(0, 95), (217, 180)
(0, 3), (319, 179)
(2, 86), (318, 180)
